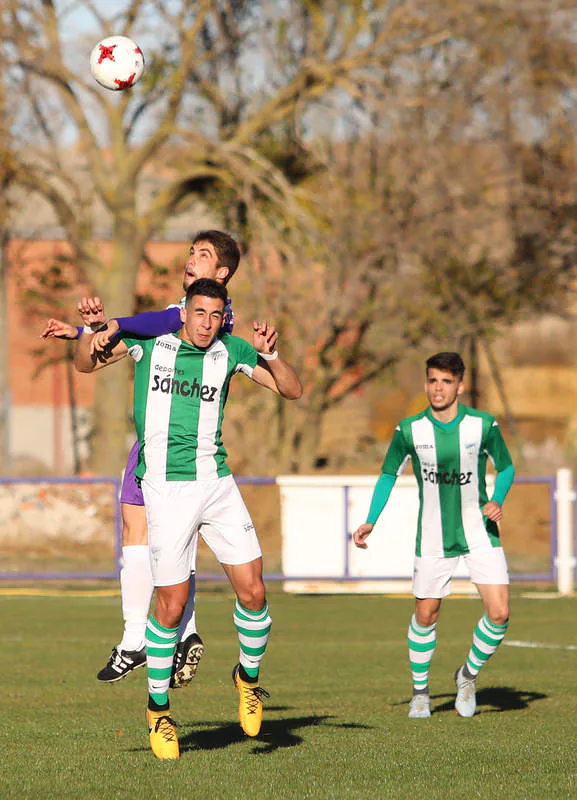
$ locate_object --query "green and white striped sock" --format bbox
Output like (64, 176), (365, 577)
(408, 614), (437, 694)
(145, 615), (179, 707)
(465, 615), (509, 678)
(233, 601), (272, 680)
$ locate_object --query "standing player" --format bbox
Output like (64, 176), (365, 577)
(41, 231), (240, 688)
(74, 278), (302, 759)
(353, 352), (514, 719)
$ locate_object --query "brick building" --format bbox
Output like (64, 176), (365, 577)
(2, 208), (215, 476)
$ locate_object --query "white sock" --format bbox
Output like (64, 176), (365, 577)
(178, 572), (198, 641)
(118, 545), (153, 652)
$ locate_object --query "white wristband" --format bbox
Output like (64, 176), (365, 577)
(258, 350), (279, 361)
(83, 322), (107, 334)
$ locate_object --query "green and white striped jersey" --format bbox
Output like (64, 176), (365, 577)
(121, 332), (258, 481)
(382, 404), (513, 557)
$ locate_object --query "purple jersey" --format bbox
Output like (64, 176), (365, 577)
(120, 440), (143, 505)
(115, 297), (234, 338)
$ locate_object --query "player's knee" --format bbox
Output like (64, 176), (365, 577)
(237, 582), (266, 612)
(416, 610), (439, 627)
(415, 601), (441, 627)
(155, 595), (185, 628)
(488, 609), (509, 627)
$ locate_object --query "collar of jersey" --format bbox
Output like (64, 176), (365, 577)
(170, 331), (223, 354)
(425, 403), (465, 430)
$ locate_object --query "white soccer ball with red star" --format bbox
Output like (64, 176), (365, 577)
(89, 35), (145, 91)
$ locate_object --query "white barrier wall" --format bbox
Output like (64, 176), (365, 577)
(278, 472), (575, 595)
(278, 475), (477, 593)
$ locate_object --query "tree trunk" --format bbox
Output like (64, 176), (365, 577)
(89, 225), (142, 476)
(280, 405), (324, 474)
(0, 230), (9, 473)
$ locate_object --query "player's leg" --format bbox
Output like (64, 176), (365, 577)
(97, 441), (150, 682)
(455, 548), (510, 718)
(170, 533), (204, 689)
(224, 558), (272, 737)
(200, 475), (270, 737)
(141, 478), (202, 759)
(145, 582), (187, 760)
(408, 556), (455, 718)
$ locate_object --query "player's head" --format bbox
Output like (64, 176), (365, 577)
(180, 278), (228, 348)
(424, 352), (465, 413)
(182, 230), (240, 291)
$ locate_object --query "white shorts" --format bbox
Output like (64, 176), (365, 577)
(413, 547), (509, 599)
(141, 474), (262, 587)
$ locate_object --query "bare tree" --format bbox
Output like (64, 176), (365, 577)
(0, 65), (17, 474)
(223, 0), (577, 472)
(4, 0), (577, 475)
(3, 0), (448, 474)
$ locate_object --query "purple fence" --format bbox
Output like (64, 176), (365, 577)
(0, 474), (572, 584)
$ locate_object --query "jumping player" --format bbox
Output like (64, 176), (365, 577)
(41, 230), (240, 688)
(74, 278), (302, 758)
(353, 352), (514, 719)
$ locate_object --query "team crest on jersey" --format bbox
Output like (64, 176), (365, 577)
(464, 442), (479, 457)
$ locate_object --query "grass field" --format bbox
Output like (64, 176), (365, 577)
(2, 587), (576, 799)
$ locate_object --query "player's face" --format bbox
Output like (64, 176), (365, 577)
(182, 241), (229, 290)
(425, 368), (464, 413)
(180, 295), (225, 348)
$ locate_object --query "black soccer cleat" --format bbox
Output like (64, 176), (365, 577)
(170, 633), (204, 689)
(97, 646), (147, 683)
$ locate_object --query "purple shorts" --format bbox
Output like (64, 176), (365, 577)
(120, 440), (144, 506)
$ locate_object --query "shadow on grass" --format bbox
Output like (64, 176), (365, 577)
(394, 685), (547, 715)
(431, 685), (548, 714)
(179, 714), (373, 754)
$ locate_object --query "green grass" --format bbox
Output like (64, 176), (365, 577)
(2, 588), (576, 799)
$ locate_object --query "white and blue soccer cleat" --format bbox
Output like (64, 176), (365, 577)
(454, 666), (477, 717)
(408, 693), (431, 718)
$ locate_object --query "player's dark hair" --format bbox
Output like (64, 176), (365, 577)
(191, 230), (240, 284)
(426, 352), (465, 381)
(185, 278), (228, 308)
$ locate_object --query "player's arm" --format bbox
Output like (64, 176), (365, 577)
(90, 306), (183, 353)
(41, 296), (107, 341)
(353, 427), (410, 549)
(40, 319), (82, 340)
(74, 328), (129, 372)
(483, 420), (515, 521)
(251, 359), (302, 399)
(249, 321), (302, 399)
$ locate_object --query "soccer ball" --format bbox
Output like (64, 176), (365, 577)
(89, 35), (145, 91)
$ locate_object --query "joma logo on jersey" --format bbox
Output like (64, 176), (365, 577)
(151, 375), (218, 402)
(423, 468), (473, 486)
(155, 339), (178, 352)
(415, 444), (434, 450)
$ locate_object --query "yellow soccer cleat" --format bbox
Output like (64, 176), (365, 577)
(146, 709), (180, 759)
(232, 664), (270, 738)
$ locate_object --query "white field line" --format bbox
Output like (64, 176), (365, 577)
(505, 639), (577, 651)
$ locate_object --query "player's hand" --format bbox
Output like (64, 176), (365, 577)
(90, 319), (120, 354)
(353, 523), (374, 549)
(40, 318), (78, 340)
(77, 296), (106, 327)
(253, 320), (279, 355)
(483, 501), (503, 522)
